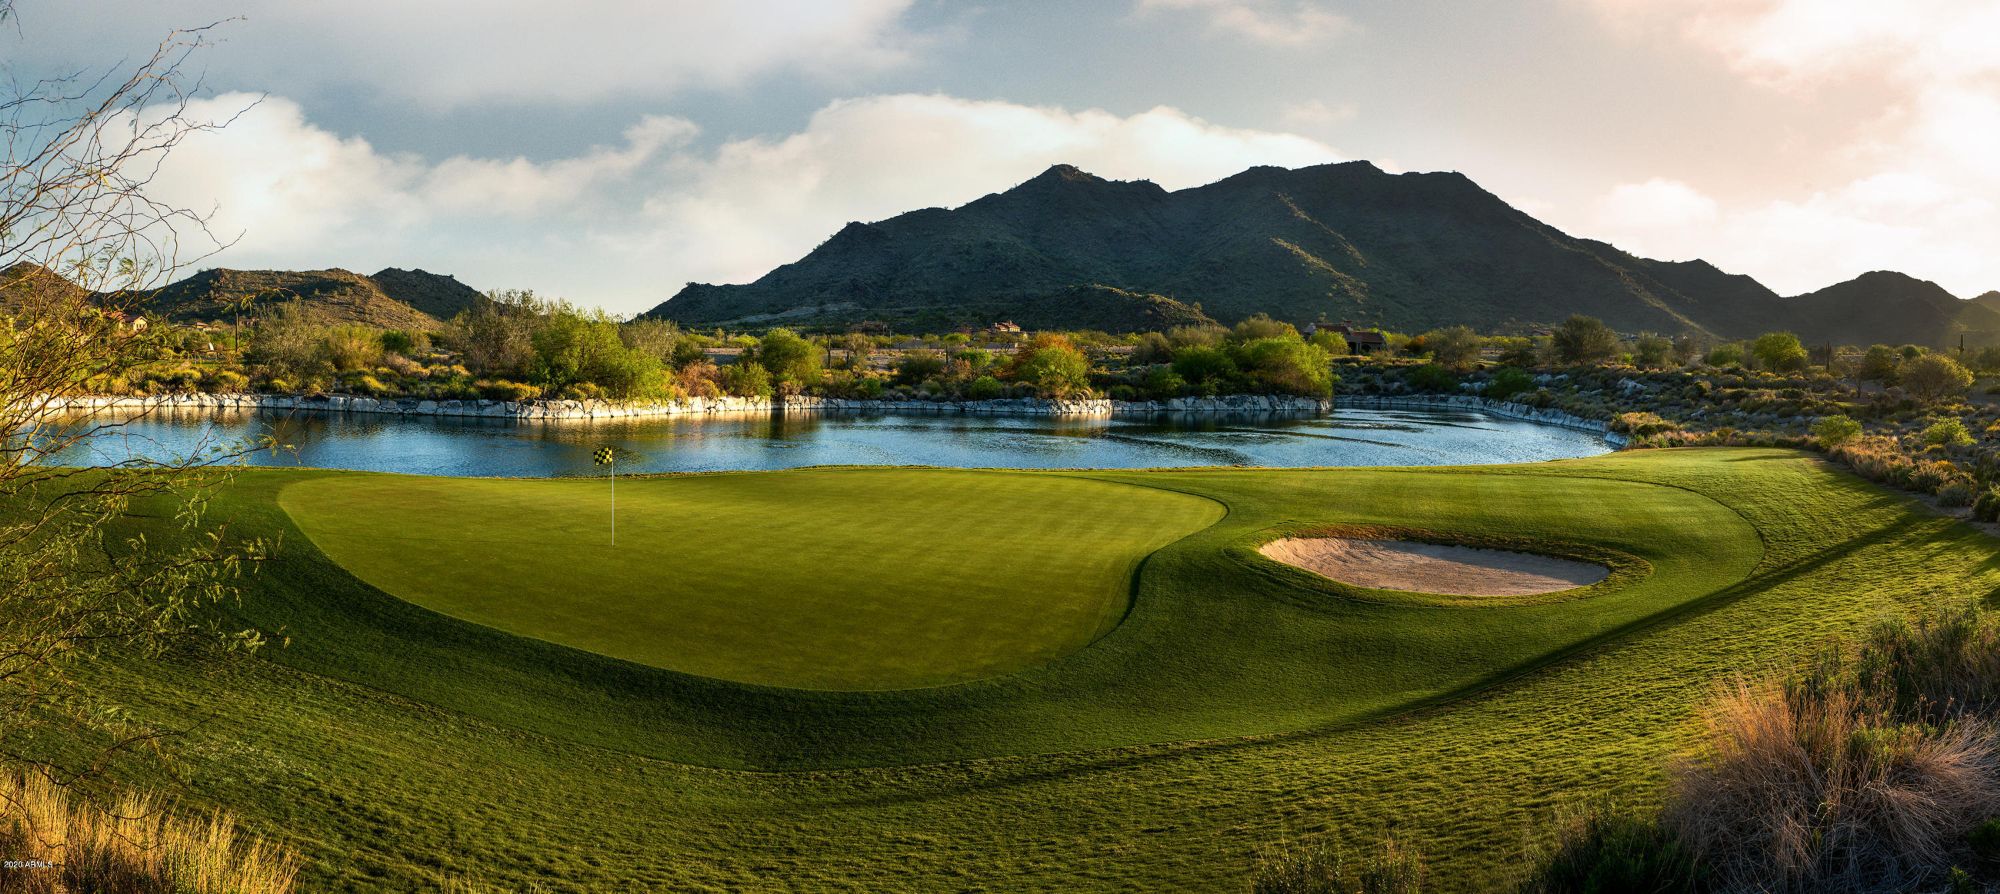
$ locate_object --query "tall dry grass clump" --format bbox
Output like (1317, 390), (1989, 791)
(1252, 833), (1427, 894)
(0, 773), (297, 894)
(1664, 604), (2000, 893)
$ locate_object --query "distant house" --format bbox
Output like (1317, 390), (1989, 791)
(1326, 321), (1386, 354)
(101, 310), (148, 335)
(990, 321), (1023, 335)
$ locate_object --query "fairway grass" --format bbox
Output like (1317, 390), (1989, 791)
(278, 470), (1223, 689)
(47, 449), (2000, 891)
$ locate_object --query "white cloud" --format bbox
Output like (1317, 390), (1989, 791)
(1589, 173), (1997, 296)
(22, 1), (921, 107)
(1280, 99), (1359, 130)
(1135, 0), (1353, 45)
(135, 93), (1342, 313)
(1575, 0), (2000, 296)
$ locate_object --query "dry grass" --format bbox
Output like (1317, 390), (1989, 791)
(1666, 613), (2000, 893)
(0, 773), (297, 894)
(1252, 834), (1427, 894)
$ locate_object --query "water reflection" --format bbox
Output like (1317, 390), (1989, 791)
(46, 406), (1611, 477)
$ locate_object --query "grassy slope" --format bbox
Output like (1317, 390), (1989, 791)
(64, 449), (2000, 891)
(278, 470), (1223, 690)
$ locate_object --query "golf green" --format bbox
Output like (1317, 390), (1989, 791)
(278, 469), (1224, 690)
(57, 449), (2000, 890)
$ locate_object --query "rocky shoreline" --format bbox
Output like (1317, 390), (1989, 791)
(51, 391), (1623, 444)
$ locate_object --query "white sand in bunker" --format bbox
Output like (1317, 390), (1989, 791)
(1259, 537), (1609, 597)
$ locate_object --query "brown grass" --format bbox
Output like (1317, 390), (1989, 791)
(1667, 678), (2000, 893)
(0, 773), (297, 894)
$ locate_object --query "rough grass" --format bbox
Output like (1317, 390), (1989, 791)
(276, 469), (1223, 690)
(35, 448), (2000, 891)
(0, 774), (298, 894)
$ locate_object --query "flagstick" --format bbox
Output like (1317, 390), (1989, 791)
(609, 457), (616, 548)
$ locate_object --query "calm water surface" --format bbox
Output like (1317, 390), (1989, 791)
(52, 407), (1611, 477)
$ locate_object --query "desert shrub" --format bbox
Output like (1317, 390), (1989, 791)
(1924, 418), (1975, 449)
(322, 324), (384, 372)
(720, 360), (773, 398)
(1633, 333), (1674, 369)
(1405, 363), (1457, 393)
(1252, 835), (1426, 894)
(1231, 313), (1298, 343)
(1484, 366), (1535, 401)
(1667, 606), (2000, 893)
(1904, 354), (1975, 404)
(1552, 315), (1617, 365)
(1519, 805), (1700, 894)
(1171, 345), (1239, 395)
(1133, 331), (1174, 364)
(1010, 334), (1093, 398)
(203, 368), (250, 393)
(1908, 459), (1966, 493)
(1938, 479), (1979, 507)
(1235, 336), (1336, 397)
(674, 360), (723, 399)
(475, 378), (541, 402)
(1813, 414), (1864, 448)
(1419, 325), (1482, 371)
(1750, 331), (1809, 372)
(749, 327), (822, 388)
(1612, 412), (1677, 437)
(0, 772), (299, 893)
(1974, 487), (2000, 523)
(1859, 345), (1902, 382)
(965, 375), (1005, 400)
(1705, 343), (1747, 368)
(379, 328), (428, 356)
(350, 374), (393, 397)
(895, 350), (946, 387)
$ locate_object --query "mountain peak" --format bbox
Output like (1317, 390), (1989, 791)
(1035, 163), (1102, 184)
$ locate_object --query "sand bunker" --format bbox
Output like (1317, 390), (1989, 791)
(1259, 537), (1608, 597)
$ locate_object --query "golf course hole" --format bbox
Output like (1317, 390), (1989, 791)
(1258, 537), (1609, 596)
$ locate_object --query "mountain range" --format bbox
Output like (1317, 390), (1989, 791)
(646, 162), (1999, 347)
(0, 263), (481, 331)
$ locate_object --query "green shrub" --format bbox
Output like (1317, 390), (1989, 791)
(1974, 488), (2000, 523)
(965, 375), (1005, 401)
(1812, 414), (1863, 448)
(476, 379), (541, 402)
(1969, 819), (2000, 869)
(1406, 364), (1457, 393)
(1520, 807), (1699, 894)
(1923, 417), (1974, 448)
(720, 360), (773, 398)
(1938, 479), (1978, 507)
(1484, 367), (1534, 401)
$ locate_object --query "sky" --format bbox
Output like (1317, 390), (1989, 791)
(8, 0), (1998, 314)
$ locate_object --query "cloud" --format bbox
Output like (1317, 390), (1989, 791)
(17, 1), (922, 107)
(1589, 172), (1997, 296)
(1574, 0), (2000, 296)
(134, 93), (1342, 313)
(1134, 0), (1353, 45)
(1279, 99), (1359, 130)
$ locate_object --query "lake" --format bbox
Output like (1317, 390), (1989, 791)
(48, 406), (1612, 477)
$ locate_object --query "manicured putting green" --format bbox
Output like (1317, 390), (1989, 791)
(278, 469), (1222, 690)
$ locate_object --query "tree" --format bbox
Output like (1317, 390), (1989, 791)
(1170, 345), (1239, 395)
(1671, 334), (1702, 366)
(1233, 336), (1335, 397)
(450, 291), (541, 378)
(749, 328), (822, 389)
(1420, 325), (1482, 372)
(1229, 314), (1297, 342)
(1551, 315), (1618, 365)
(1749, 332), (1808, 372)
(1, 13), (267, 786)
(1857, 345), (1902, 382)
(1009, 334), (1093, 398)
(1812, 414), (1862, 448)
(1634, 334), (1674, 369)
(1705, 342), (1746, 368)
(1901, 353), (1974, 403)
